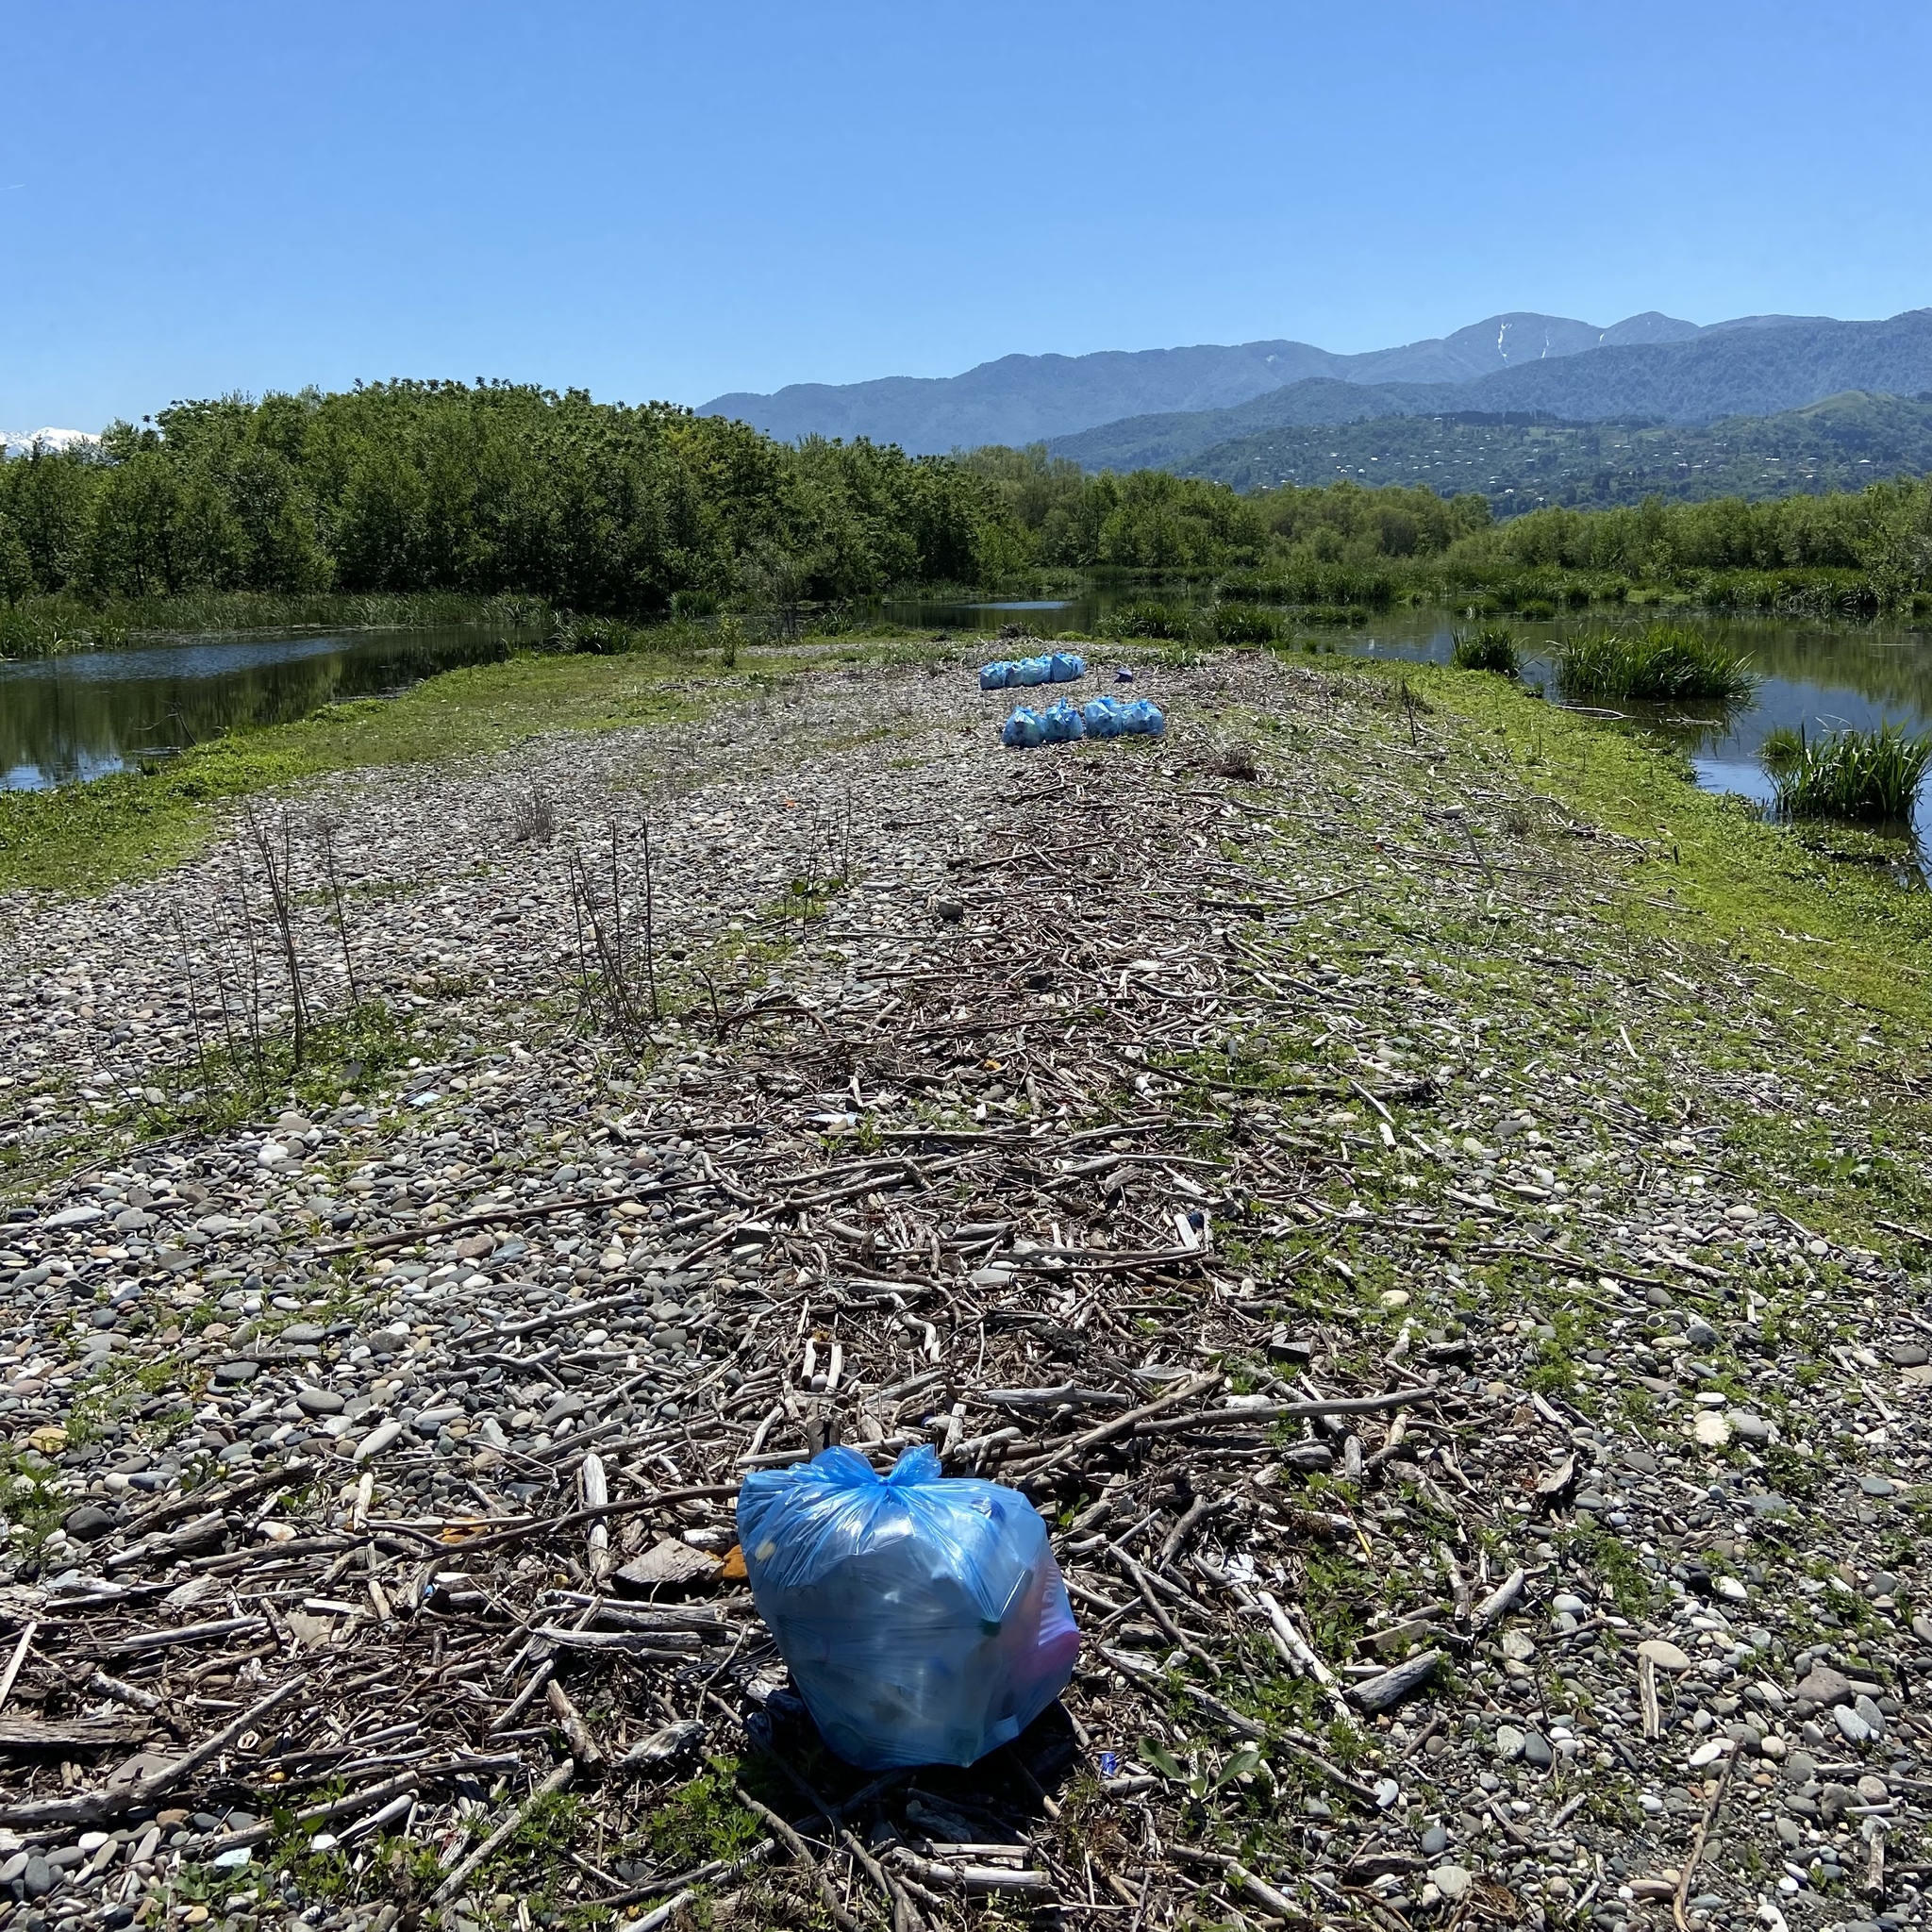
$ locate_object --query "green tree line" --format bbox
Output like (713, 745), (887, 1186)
(5, 392), (1930, 620)
(0, 381), (1012, 610)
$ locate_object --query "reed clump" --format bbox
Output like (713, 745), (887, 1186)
(1207, 604), (1282, 644)
(1451, 624), (1520, 675)
(1103, 600), (1196, 641)
(1556, 623), (1757, 704)
(1760, 722), (1932, 823)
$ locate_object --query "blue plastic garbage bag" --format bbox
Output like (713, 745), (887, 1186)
(1082, 696), (1124, 738)
(1123, 699), (1167, 738)
(738, 1445), (1081, 1770)
(1000, 707), (1043, 748)
(1011, 655), (1051, 687)
(1041, 699), (1086, 742)
(1047, 651), (1086, 683)
(978, 660), (1013, 691)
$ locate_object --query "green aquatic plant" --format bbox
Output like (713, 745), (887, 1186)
(1761, 721), (1932, 822)
(1451, 624), (1520, 675)
(1556, 623), (1757, 704)
(1103, 599), (1196, 641)
(1207, 603), (1282, 644)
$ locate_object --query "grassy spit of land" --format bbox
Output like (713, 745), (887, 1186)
(1, 642), (1930, 1930)
(4, 645), (1932, 1932)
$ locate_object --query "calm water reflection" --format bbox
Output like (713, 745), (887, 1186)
(1343, 613), (1932, 851)
(0, 627), (529, 790)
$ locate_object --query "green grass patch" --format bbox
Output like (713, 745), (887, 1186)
(647, 1757), (760, 1868)
(1404, 662), (1932, 1032)
(1450, 623), (1521, 676)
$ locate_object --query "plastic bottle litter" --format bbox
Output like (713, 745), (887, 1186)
(978, 652), (1085, 690)
(737, 1445), (1081, 1771)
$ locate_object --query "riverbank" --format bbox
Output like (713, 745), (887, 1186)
(0, 649), (1929, 1929)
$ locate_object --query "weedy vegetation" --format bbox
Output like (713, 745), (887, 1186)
(1450, 623), (1521, 675)
(1760, 720), (1932, 822)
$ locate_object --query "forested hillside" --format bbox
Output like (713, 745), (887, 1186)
(1177, 391), (1932, 508)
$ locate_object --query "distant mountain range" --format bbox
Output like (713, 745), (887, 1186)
(1165, 390), (1932, 510)
(1050, 311), (1932, 475)
(694, 309), (1926, 455)
(697, 310), (1724, 452)
(699, 309), (1932, 480)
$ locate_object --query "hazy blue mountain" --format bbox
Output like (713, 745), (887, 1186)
(1440, 309), (1932, 425)
(1047, 311), (1932, 472)
(697, 309), (1705, 452)
(1174, 391), (1932, 513)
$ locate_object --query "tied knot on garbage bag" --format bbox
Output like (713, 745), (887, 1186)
(736, 1443), (1080, 1771)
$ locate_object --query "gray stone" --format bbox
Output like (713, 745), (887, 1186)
(1726, 1409), (1772, 1441)
(1637, 1639), (1693, 1673)
(211, 1359), (259, 1387)
(1494, 1724), (1525, 1761)
(1859, 1474), (1896, 1498)
(1834, 1704), (1876, 1745)
(1522, 1732), (1554, 1769)
(1420, 1824), (1450, 1857)
(1796, 1665), (1853, 1708)
(1431, 1865), (1472, 1903)
(61, 1505), (116, 1543)
(294, 1387), (345, 1417)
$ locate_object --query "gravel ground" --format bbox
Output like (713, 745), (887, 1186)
(0, 645), (1927, 1932)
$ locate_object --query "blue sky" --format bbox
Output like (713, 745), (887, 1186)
(4, 0), (1930, 429)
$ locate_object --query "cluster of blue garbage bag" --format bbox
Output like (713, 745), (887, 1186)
(1001, 695), (1165, 746)
(979, 651), (1085, 689)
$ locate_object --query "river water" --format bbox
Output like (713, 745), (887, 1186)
(0, 627), (523, 790)
(5, 606), (1929, 856)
